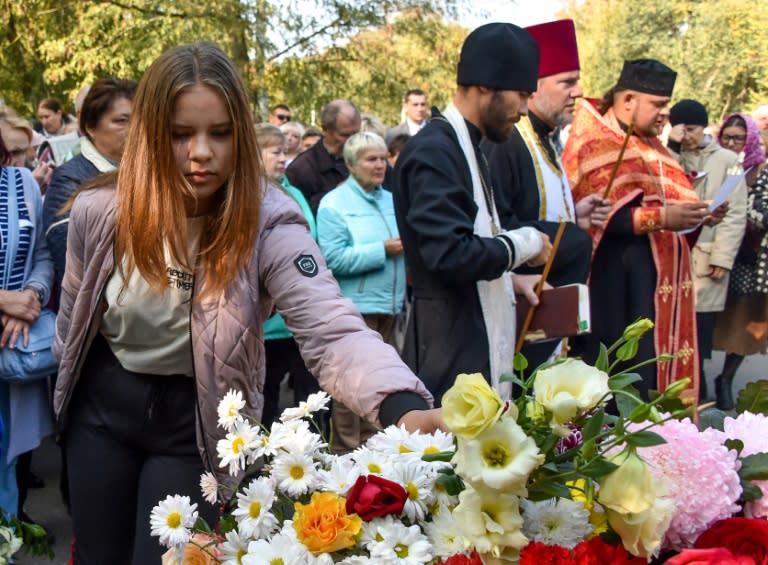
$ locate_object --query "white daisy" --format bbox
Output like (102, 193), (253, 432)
(386, 459), (435, 523)
(232, 476), (279, 539)
(359, 514), (401, 551)
(369, 521), (432, 565)
(219, 530), (250, 565)
(352, 446), (395, 476)
(365, 425), (417, 455)
(405, 429), (455, 461)
(422, 507), (466, 559)
(249, 431), (277, 463)
(149, 495), (198, 548)
(271, 451), (319, 496)
(270, 419), (325, 456)
(217, 419), (260, 476)
(242, 531), (304, 565)
(218, 389), (246, 432)
(317, 455), (361, 495)
(521, 497), (593, 549)
(199, 471), (219, 505)
(279, 391), (330, 422)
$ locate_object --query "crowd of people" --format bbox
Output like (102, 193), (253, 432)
(0, 16), (766, 564)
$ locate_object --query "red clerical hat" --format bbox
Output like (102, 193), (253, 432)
(525, 19), (580, 78)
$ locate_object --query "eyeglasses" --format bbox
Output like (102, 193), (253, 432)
(721, 134), (746, 144)
(276, 114), (291, 122)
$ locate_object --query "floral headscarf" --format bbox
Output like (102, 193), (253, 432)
(718, 112), (765, 170)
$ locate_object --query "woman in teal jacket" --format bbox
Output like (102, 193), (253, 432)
(317, 131), (405, 452)
(257, 126), (319, 427)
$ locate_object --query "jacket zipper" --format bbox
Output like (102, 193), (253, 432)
(371, 201), (398, 314)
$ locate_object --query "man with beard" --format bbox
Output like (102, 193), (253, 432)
(393, 23), (552, 404)
(563, 59), (715, 401)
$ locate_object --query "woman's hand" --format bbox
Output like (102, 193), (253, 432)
(384, 237), (404, 257)
(0, 314), (32, 349)
(0, 289), (41, 322)
(708, 266), (728, 281)
(397, 408), (447, 434)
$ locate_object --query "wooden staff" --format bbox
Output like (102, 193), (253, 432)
(602, 123), (634, 200)
(515, 220), (567, 354)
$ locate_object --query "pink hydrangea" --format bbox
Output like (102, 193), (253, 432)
(722, 412), (768, 519)
(631, 418), (742, 550)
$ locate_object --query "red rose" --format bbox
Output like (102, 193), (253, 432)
(665, 548), (754, 565)
(344, 474), (407, 521)
(695, 518), (768, 565)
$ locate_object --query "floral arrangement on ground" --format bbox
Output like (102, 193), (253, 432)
(151, 319), (768, 565)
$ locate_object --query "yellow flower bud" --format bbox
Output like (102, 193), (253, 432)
(622, 319), (654, 341)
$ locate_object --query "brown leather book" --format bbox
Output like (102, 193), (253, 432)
(516, 284), (591, 344)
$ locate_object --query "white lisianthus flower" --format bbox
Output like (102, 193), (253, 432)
(199, 471), (219, 505)
(453, 415), (542, 492)
(149, 495), (198, 548)
(534, 359), (610, 429)
(0, 526), (22, 560)
(217, 390), (246, 432)
(521, 498), (593, 548)
(608, 494), (675, 559)
(217, 419), (260, 476)
(219, 530), (250, 565)
(369, 521), (433, 565)
(452, 485), (528, 559)
(386, 459), (436, 523)
(422, 507), (466, 558)
(232, 476), (279, 539)
(272, 451), (319, 497)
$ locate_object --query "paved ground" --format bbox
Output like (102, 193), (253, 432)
(15, 351), (768, 564)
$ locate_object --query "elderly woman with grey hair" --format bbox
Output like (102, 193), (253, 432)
(317, 131), (405, 453)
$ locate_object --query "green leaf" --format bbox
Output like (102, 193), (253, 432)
(741, 479), (764, 502)
(595, 343), (609, 372)
(616, 390), (642, 419)
(616, 338), (639, 362)
(724, 438), (744, 454)
(628, 404), (651, 423)
(740, 453), (768, 481)
(735, 380), (768, 415)
(435, 472), (464, 496)
(581, 408), (605, 442)
(625, 430), (667, 448)
(527, 480), (572, 501)
(421, 450), (454, 463)
(513, 352), (529, 373)
(609, 372), (642, 390)
(699, 408), (728, 431)
(656, 396), (687, 415)
(500, 372), (526, 388)
(579, 458), (619, 479)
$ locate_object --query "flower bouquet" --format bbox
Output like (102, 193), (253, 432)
(152, 319), (768, 564)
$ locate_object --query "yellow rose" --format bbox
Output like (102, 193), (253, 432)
(598, 449), (656, 515)
(293, 492), (362, 554)
(534, 359), (610, 429)
(607, 495), (675, 559)
(453, 416), (542, 492)
(452, 484), (528, 559)
(442, 373), (505, 439)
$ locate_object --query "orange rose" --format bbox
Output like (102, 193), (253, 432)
(293, 491), (362, 554)
(161, 533), (221, 565)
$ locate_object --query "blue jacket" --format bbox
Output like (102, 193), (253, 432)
(317, 176), (404, 315)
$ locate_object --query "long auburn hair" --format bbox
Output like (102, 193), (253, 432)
(115, 42), (261, 300)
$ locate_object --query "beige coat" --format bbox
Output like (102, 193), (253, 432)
(679, 140), (747, 312)
(52, 185), (433, 481)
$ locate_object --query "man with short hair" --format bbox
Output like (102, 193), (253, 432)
(268, 104), (292, 125)
(386, 89), (428, 144)
(393, 23), (552, 403)
(563, 59), (714, 400)
(287, 99), (361, 214)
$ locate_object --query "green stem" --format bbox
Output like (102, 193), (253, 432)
(608, 356), (660, 377)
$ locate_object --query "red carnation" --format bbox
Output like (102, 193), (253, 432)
(665, 548), (754, 565)
(573, 537), (646, 565)
(344, 474), (407, 521)
(438, 552), (484, 565)
(694, 518), (768, 565)
(519, 541), (575, 565)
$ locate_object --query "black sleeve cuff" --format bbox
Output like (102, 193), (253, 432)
(379, 392), (430, 427)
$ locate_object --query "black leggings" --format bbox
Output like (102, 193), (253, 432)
(64, 335), (217, 565)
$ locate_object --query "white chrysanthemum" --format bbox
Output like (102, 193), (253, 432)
(272, 451), (319, 496)
(386, 459), (435, 523)
(521, 498), (593, 548)
(352, 446), (396, 476)
(422, 507), (466, 558)
(218, 390), (246, 431)
(232, 476), (279, 540)
(149, 495), (198, 548)
(369, 521), (433, 565)
(199, 471), (219, 505)
(365, 424), (419, 455)
(280, 391), (331, 422)
(269, 419), (325, 456)
(318, 456), (361, 495)
(242, 531), (304, 565)
(218, 419), (260, 476)
(219, 530), (250, 565)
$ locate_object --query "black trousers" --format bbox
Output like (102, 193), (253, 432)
(64, 335), (216, 565)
